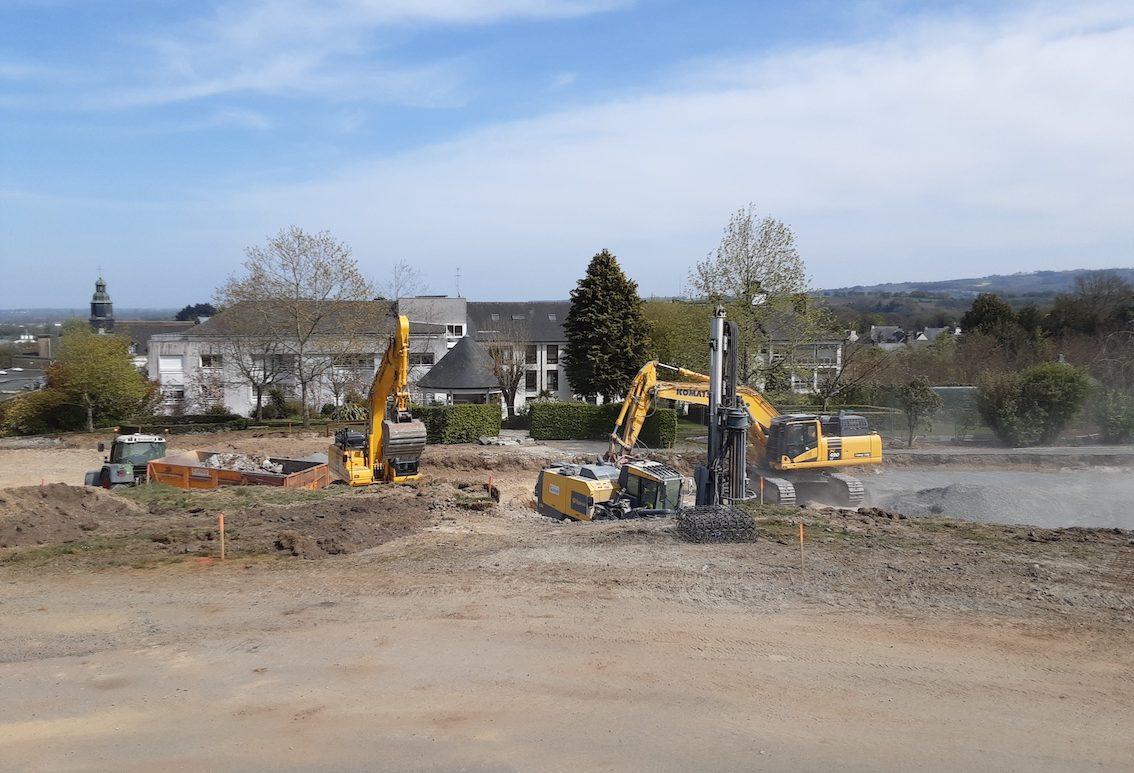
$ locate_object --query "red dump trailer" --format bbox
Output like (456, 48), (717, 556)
(147, 451), (331, 491)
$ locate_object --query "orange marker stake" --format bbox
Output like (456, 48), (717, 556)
(798, 520), (805, 573)
(759, 476), (765, 505)
(218, 513), (226, 561)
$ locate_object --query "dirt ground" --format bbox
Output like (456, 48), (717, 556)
(1, 430), (1133, 769)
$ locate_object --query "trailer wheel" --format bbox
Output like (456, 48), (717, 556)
(676, 506), (757, 543)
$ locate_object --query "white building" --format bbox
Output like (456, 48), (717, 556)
(147, 296), (575, 417)
(147, 301), (396, 416)
(400, 297), (574, 411)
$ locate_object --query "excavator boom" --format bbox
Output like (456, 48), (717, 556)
(329, 314), (426, 486)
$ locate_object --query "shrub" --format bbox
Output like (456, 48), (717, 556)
(330, 403), (367, 422)
(891, 376), (943, 448)
(204, 404), (230, 417)
(1094, 389), (1134, 444)
(320, 403), (336, 417)
(261, 388), (303, 419)
(528, 401), (677, 448)
(410, 404), (501, 444)
(0, 389), (85, 435)
(977, 362), (1091, 446)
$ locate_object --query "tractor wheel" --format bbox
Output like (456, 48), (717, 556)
(676, 506), (757, 543)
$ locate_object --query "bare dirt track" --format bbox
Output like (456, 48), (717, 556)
(1, 431), (1133, 770)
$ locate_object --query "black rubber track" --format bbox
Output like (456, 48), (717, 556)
(676, 506), (758, 543)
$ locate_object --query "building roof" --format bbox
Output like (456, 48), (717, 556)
(114, 320), (197, 354)
(191, 300), (395, 337)
(467, 301), (569, 342)
(921, 326), (953, 342)
(417, 336), (499, 390)
(868, 325), (906, 344)
(0, 367), (46, 402)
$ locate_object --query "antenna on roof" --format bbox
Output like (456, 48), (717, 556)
(455, 266), (462, 298)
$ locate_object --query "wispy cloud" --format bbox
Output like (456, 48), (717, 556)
(5, 0), (628, 110)
(223, 2), (1134, 294)
(550, 71), (577, 89)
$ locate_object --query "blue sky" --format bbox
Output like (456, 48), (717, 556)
(1, 0), (1132, 308)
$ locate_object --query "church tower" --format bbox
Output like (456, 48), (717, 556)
(90, 276), (114, 333)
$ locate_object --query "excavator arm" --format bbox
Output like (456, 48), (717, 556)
(608, 361), (781, 462)
(329, 314), (426, 486)
(366, 314), (413, 470)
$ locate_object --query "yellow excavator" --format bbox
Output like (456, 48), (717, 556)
(609, 308), (882, 507)
(327, 314), (427, 486)
(534, 306), (882, 522)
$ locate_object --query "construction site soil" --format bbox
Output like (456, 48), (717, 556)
(1, 430), (1132, 769)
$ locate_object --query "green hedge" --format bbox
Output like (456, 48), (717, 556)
(410, 404), (501, 444)
(528, 401), (677, 448)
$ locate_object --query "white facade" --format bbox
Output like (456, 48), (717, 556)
(148, 334), (387, 417)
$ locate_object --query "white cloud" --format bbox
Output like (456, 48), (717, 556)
(219, 1), (1134, 295)
(8, 0), (627, 109)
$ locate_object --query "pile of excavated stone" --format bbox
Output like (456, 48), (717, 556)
(203, 453), (284, 475)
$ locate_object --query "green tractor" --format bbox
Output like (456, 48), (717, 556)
(84, 433), (167, 488)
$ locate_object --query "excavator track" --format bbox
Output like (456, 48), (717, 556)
(759, 476), (796, 507)
(827, 473), (866, 507)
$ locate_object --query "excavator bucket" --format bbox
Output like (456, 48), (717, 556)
(382, 419), (427, 479)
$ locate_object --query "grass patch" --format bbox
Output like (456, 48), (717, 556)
(674, 419), (707, 442)
(1, 537), (139, 567)
(118, 482), (349, 512)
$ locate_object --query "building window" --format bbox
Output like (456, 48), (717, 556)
(525, 371), (537, 391)
(546, 370), (559, 391)
(546, 344), (559, 365)
(158, 356), (182, 371)
(161, 386), (185, 403)
(547, 313), (557, 321)
(511, 314), (525, 321)
(446, 324), (464, 337)
(490, 313), (500, 322)
(332, 354), (372, 368)
(200, 354), (222, 369)
(525, 344), (537, 364)
(409, 352), (435, 366)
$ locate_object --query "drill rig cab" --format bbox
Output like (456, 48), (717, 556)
(534, 459), (683, 521)
(328, 314), (427, 486)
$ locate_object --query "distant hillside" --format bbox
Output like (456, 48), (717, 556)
(821, 268), (1134, 300)
(818, 267), (1134, 330)
(0, 308), (177, 324)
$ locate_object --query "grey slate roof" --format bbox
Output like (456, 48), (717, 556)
(869, 325), (906, 344)
(417, 336), (499, 390)
(467, 301), (569, 342)
(192, 300), (395, 337)
(114, 321), (197, 354)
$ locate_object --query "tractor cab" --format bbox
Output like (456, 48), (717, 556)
(85, 434), (167, 488)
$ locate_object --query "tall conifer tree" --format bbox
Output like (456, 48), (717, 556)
(563, 250), (650, 401)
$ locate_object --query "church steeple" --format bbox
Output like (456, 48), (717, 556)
(90, 276), (114, 333)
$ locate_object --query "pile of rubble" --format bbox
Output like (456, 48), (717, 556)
(203, 453), (284, 475)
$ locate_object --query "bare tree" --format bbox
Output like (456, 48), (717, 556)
(688, 205), (831, 385)
(812, 337), (889, 409)
(378, 258), (426, 300)
(217, 226), (376, 426)
(183, 367), (225, 414)
(481, 320), (530, 418)
(222, 335), (290, 420)
(324, 354), (371, 409)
